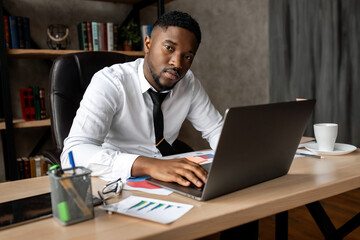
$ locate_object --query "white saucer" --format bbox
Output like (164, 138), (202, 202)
(304, 142), (357, 156)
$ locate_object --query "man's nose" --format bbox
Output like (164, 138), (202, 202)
(169, 53), (182, 69)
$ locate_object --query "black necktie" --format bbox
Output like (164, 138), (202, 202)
(148, 89), (176, 156)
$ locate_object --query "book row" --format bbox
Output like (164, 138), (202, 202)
(16, 155), (50, 179)
(3, 15), (31, 49)
(77, 21), (120, 51)
(19, 86), (47, 121)
(77, 22), (152, 51)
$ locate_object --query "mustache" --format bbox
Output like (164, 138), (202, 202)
(163, 67), (181, 78)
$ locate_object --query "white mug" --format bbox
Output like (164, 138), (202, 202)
(314, 123), (338, 151)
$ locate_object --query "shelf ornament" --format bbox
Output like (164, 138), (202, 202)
(47, 24), (71, 50)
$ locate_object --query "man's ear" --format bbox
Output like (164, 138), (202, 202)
(144, 35), (151, 54)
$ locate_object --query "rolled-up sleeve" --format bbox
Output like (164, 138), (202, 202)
(61, 68), (138, 181)
(187, 78), (223, 150)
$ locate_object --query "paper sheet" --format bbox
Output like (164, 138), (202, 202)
(295, 148), (316, 158)
(296, 139), (317, 158)
(186, 156), (207, 164)
(161, 150), (215, 165)
(124, 176), (173, 195)
(298, 140), (315, 149)
(100, 196), (193, 224)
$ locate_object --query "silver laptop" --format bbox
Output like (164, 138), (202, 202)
(146, 100), (316, 201)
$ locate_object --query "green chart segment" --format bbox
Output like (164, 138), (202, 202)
(128, 200), (180, 212)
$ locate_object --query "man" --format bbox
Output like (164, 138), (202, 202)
(61, 11), (223, 188)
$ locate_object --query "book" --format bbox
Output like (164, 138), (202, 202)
(86, 22), (93, 51)
(40, 155), (49, 176)
(77, 21), (89, 50)
(91, 22), (99, 51)
(98, 22), (103, 50)
(3, 16), (10, 48)
(31, 86), (41, 120)
(16, 16), (25, 49)
(19, 88), (36, 121)
(101, 22), (107, 51)
(23, 17), (31, 48)
(34, 156), (42, 177)
(140, 25), (152, 51)
(16, 157), (25, 179)
(39, 88), (46, 119)
(113, 23), (119, 50)
(23, 157), (30, 179)
(147, 25), (152, 36)
(140, 25), (148, 51)
(29, 156), (36, 178)
(8, 16), (19, 49)
(107, 22), (114, 51)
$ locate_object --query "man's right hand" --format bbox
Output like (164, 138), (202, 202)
(131, 156), (207, 188)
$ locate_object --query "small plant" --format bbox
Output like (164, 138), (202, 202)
(120, 23), (141, 50)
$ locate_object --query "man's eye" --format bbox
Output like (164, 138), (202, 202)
(185, 55), (193, 61)
(165, 45), (173, 51)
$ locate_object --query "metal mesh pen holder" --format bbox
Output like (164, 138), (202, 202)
(48, 167), (94, 226)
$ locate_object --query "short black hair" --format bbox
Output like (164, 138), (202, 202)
(151, 11), (201, 45)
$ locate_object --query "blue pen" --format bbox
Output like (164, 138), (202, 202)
(68, 151), (76, 174)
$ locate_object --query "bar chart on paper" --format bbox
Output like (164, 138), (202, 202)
(100, 196), (193, 224)
(129, 200), (177, 212)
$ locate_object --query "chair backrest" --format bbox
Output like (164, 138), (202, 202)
(49, 51), (138, 151)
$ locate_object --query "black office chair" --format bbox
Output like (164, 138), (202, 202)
(44, 51), (192, 166)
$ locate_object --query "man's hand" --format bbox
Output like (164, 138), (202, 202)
(132, 156), (207, 187)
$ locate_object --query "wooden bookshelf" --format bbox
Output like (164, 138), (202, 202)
(0, 119), (51, 130)
(7, 49), (145, 59)
(0, 0), (168, 181)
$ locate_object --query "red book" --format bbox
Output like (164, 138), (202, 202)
(19, 88), (36, 121)
(39, 88), (47, 119)
(3, 16), (10, 48)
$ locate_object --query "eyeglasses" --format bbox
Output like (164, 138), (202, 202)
(98, 178), (123, 202)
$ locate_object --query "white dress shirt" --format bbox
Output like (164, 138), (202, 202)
(61, 58), (223, 181)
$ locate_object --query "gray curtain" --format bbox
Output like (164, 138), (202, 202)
(270, 0), (360, 147)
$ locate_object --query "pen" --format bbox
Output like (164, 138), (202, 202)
(299, 153), (324, 159)
(68, 151), (76, 174)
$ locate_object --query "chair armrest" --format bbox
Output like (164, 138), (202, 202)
(42, 149), (62, 166)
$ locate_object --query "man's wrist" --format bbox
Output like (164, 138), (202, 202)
(131, 156), (156, 177)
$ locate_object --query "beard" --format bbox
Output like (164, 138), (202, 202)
(149, 66), (180, 92)
(151, 72), (170, 91)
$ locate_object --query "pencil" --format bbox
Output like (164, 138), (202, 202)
(59, 178), (92, 216)
(299, 153), (324, 159)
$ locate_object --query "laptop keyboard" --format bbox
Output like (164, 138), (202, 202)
(188, 182), (205, 191)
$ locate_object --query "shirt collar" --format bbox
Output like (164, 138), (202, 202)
(138, 59), (173, 96)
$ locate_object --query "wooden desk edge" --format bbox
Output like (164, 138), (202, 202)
(1, 142), (359, 239)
